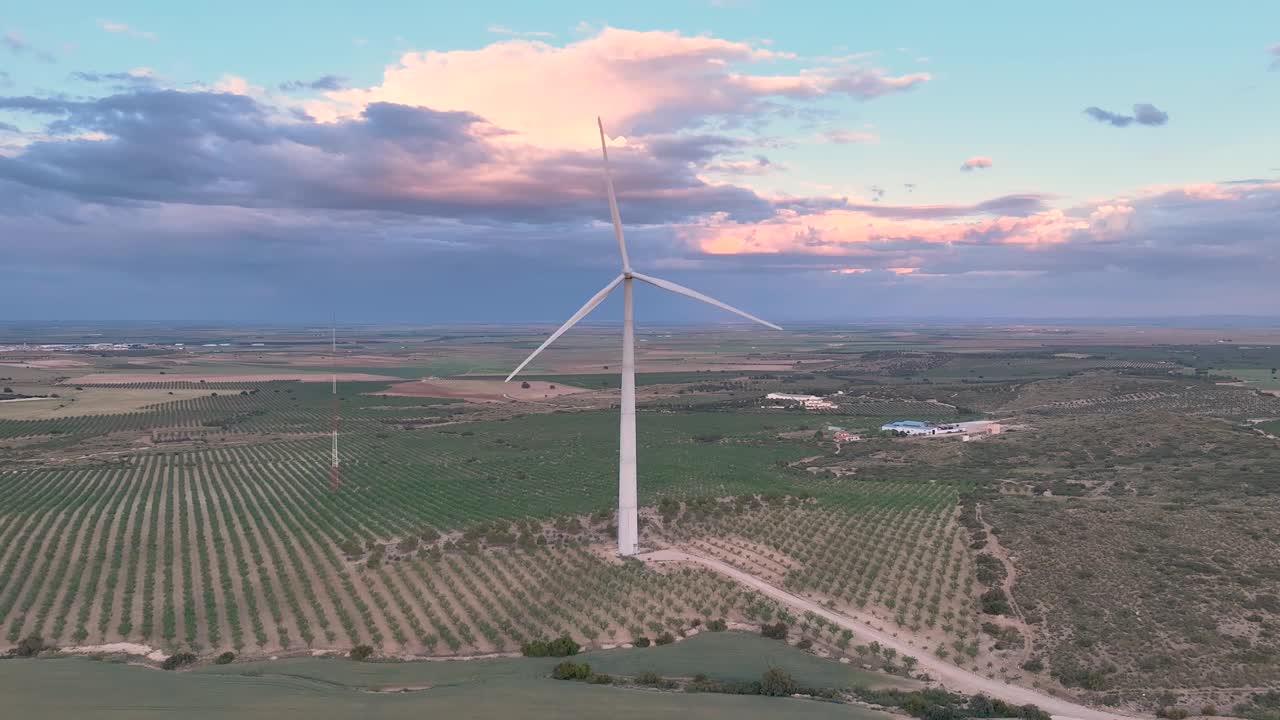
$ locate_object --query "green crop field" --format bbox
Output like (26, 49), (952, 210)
(3, 633), (893, 720)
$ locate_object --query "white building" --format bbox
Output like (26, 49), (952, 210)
(880, 420), (963, 436)
(765, 392), (837, 410)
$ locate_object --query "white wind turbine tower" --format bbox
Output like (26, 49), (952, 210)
(506, 118), (782, 557)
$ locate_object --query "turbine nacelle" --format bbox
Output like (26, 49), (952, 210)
(506, 118), (782, 555)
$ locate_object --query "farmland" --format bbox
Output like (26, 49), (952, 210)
(3, 323), (1280, 718)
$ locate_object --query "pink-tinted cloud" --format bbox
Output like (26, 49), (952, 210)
(323, 27), (929, 148)
(818, 129), (878, 144)
(681, 180), (1280, 280)
(960, 156), (993, 171)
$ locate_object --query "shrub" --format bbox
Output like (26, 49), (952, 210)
(761, 622), (789, 640)
(161, 652), (198, 670)
(980, 589), (1011, 615)
(551, 661), (591, 680)
(350, 644), (375, 660)
(706, 618), (727, 632)
(214, 651), (235, 665)
(633, 671), (677, 689)
(655, 632), (676, 646)
(1021, 657), (1044, 673)
(760, 667), (797, 697)
(15, 635), (45, 658)
(1158, 709), (1189, 720)
(1201, 705), (1217, 716)
(633, 637), (651, 648)
(588, 673), (614, 684)
(521, 635), (580, 657)
(795, 638), (813, 650)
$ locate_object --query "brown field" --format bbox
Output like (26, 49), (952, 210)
(63, 372), (400, 384)
(0, 387), (222, 420)
(377, 378), (589, 402)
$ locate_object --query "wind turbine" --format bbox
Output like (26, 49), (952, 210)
(506, 118), (782, 557)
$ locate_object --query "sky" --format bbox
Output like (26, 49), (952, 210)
(1, 2), (1278, 323)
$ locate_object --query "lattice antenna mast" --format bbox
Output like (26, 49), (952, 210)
(330, 319), (340, 490)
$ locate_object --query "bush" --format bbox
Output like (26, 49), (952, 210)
(795, 638), (813, 650)
(1020, 657), (1044, 673)
(521, 635), (581, 657)
(15, 635), (45, 658)
(214, 651), (235, 665)
(1201, 705), (1217, 716)
(633, 637), (651, 648)
(761, 622), (789, 640)
(655, 632), (675, 646)
(706, 618), (727, 632)
(588, 673), (614, 684)
(161, 652), (198, 670)
(1158, 709), (1189, 720)
(350, 644), (374, 660)
(634, 671), (676, 689)
(760, 667), (797, 697)
(979, 589), (1011, 615)
(551, 661), (591, 680)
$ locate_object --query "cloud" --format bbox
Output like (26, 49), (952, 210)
(97, 20), (157, 41)
(818, 129), (877, 144)
(322, 26), (929, 148)
(1084, 103), (1169, 127)
(677, 180), (1280, 293)
(71, 69), (158, 89)
(3, 30), (57, 62)
(486, 25), (554, 38)
(279, 74), (348, 92)
(0, 88), (783, 225)
(0, 70), (11, 88)
(960, 156), (992, 172)
(1269, 43), (1280, 70)
(0, 121), (19, 134)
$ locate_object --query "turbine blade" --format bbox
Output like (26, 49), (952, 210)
(598, 117), (631, 272)
(506, 274), (625, 382)
(631, 271), (783, 331)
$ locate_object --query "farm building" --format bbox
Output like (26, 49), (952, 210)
(765, 392), (837, 410)
(880, 420), (963, 436)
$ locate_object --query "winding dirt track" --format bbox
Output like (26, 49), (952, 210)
(639, 548), (1140, 720)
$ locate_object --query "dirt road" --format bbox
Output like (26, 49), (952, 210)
(639, 548), (1139, 720)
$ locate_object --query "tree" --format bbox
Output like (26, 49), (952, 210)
(161, 652), (198, 670)
(15, 634), (44, 657)
(350, 644), (374, 660)
(551, 660), (591, 680)
(760, 622), (789, 640)
(760, 667), (797, 697)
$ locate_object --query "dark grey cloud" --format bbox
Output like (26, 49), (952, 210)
(278, 74), (348, 92)
(0, 87), (780, 226)
(1084, 103), (1169, 127)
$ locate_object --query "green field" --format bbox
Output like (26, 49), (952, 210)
(3, 633), (893, 720)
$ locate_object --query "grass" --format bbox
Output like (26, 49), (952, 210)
(2, 657), (883, 720)
(4, 633), (895, 720)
